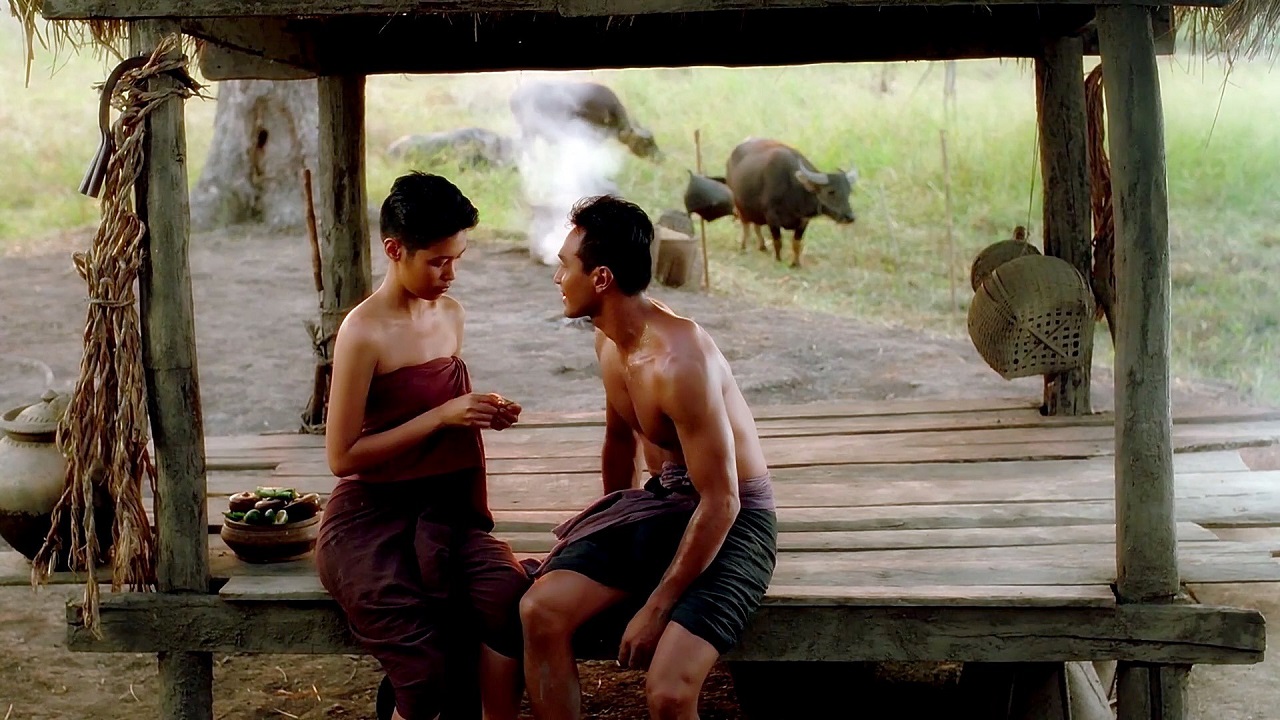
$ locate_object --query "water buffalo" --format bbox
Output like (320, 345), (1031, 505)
(724, 137), (858, 268)
(508, 80), (661, 161)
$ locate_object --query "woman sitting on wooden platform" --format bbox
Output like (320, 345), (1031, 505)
(316, 172), (529, 720)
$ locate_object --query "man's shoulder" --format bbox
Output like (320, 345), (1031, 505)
(658, 316), (715, 371)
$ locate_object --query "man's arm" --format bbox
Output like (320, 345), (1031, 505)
(645, 356), (740, 612)
(601, 400), (638, 494)
(596, 328), (638, 494)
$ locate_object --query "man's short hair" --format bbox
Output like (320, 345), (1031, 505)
(379, 171), (479, 252)
(569, 195), (653, 296)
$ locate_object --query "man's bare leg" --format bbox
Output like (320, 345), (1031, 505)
(480, 644), (523, 720)
(520, 570), (628, 720)
(645, 622), (721, 720)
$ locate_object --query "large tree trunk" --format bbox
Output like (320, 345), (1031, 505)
(191, 79), (318, 231)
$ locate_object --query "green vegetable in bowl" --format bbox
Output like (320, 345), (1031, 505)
(255, 487), (297, 501)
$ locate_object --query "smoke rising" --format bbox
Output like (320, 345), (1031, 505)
(511, 92), (625, 266)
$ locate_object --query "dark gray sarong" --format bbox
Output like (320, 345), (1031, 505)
(536, 462), (779, 653)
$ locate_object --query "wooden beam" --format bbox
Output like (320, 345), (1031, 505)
(198, 45), (316, 81)
(180, 8), (1099, 76)
(130, 19), (213, 720)
(66, 593), (1265, 664)
(1097, 5), (1179, 605)
(42, 0), (1235, 20)
(1035, 35), (1094, 416)
(316, 74), (371, 427)
(177, 8), (1172, 79)
(1082, 6), (1176, 56)
(194, 20), (316, 80)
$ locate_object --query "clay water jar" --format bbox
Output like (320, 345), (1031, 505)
(0, 390), (70, 560)
(0, 390), (113, 570)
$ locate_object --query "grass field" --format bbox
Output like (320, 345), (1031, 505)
(3, 17), (1278, 404)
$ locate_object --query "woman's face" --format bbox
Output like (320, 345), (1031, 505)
(387, 231), (468, 300)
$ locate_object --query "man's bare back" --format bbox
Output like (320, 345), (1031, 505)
(593, 300), (768, 485)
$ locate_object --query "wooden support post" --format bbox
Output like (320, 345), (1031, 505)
(1097, 2), (1178, 606)
(1114, 663), (1189, 720)
(1035, 35), (1093, 416)
(1098, 7), (1181, 720)
(130, 20), (214, 720)
(316, 74), (371, 421)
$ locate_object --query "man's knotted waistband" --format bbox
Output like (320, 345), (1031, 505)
(643, 461), (777, 511)
(644, 461), (698, 498)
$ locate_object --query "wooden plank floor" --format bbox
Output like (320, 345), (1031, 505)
(8, 398), (1280, 608)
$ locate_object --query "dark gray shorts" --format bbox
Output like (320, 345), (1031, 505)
(542, 507), (778, 654)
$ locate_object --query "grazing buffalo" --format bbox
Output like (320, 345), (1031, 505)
(725, 137), (858, 268)
(508, 80), (661, 161)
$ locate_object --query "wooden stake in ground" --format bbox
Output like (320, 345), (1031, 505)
(694, 129), (711, 290)
(300, 167), (328, 434)
(940, 129), (956, 312)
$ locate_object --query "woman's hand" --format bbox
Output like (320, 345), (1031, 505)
(438, 393), (504, 428)
(491, 396), (522, 431)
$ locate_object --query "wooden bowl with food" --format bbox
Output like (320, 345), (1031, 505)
(219, 487), (324, 564)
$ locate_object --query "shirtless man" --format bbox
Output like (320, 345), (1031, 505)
(519, 195), (778, 720)
(316, 172), (529, 720)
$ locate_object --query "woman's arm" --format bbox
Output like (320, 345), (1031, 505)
(324, 317), (497, 477)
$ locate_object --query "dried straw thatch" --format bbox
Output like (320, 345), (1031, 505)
(1175, 3), (1280, 62)
(8, 0), (128, 85)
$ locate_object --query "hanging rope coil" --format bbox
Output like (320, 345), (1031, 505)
(1085, 64), (1117, 342)
(31, 34), (203, 639)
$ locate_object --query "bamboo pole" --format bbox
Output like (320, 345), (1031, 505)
(694, 129), (710, 290)
(300, 167), (328, 433)
(939, 129), (956, 313)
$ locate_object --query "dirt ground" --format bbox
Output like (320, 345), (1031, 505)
(0, 223), (1276, 719)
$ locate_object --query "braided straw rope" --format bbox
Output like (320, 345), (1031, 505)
(1085, 64), (1116, 341)
(31, 34), (199, 638)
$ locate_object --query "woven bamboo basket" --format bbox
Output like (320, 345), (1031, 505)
(970, 238), (1042, 291)
(967, 254), (1095, 380)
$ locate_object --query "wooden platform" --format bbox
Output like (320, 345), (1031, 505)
(8, 397), (1280, 664)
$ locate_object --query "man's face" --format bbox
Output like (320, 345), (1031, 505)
(554, 227), (596, 319)
(387, 231), (467, 301)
